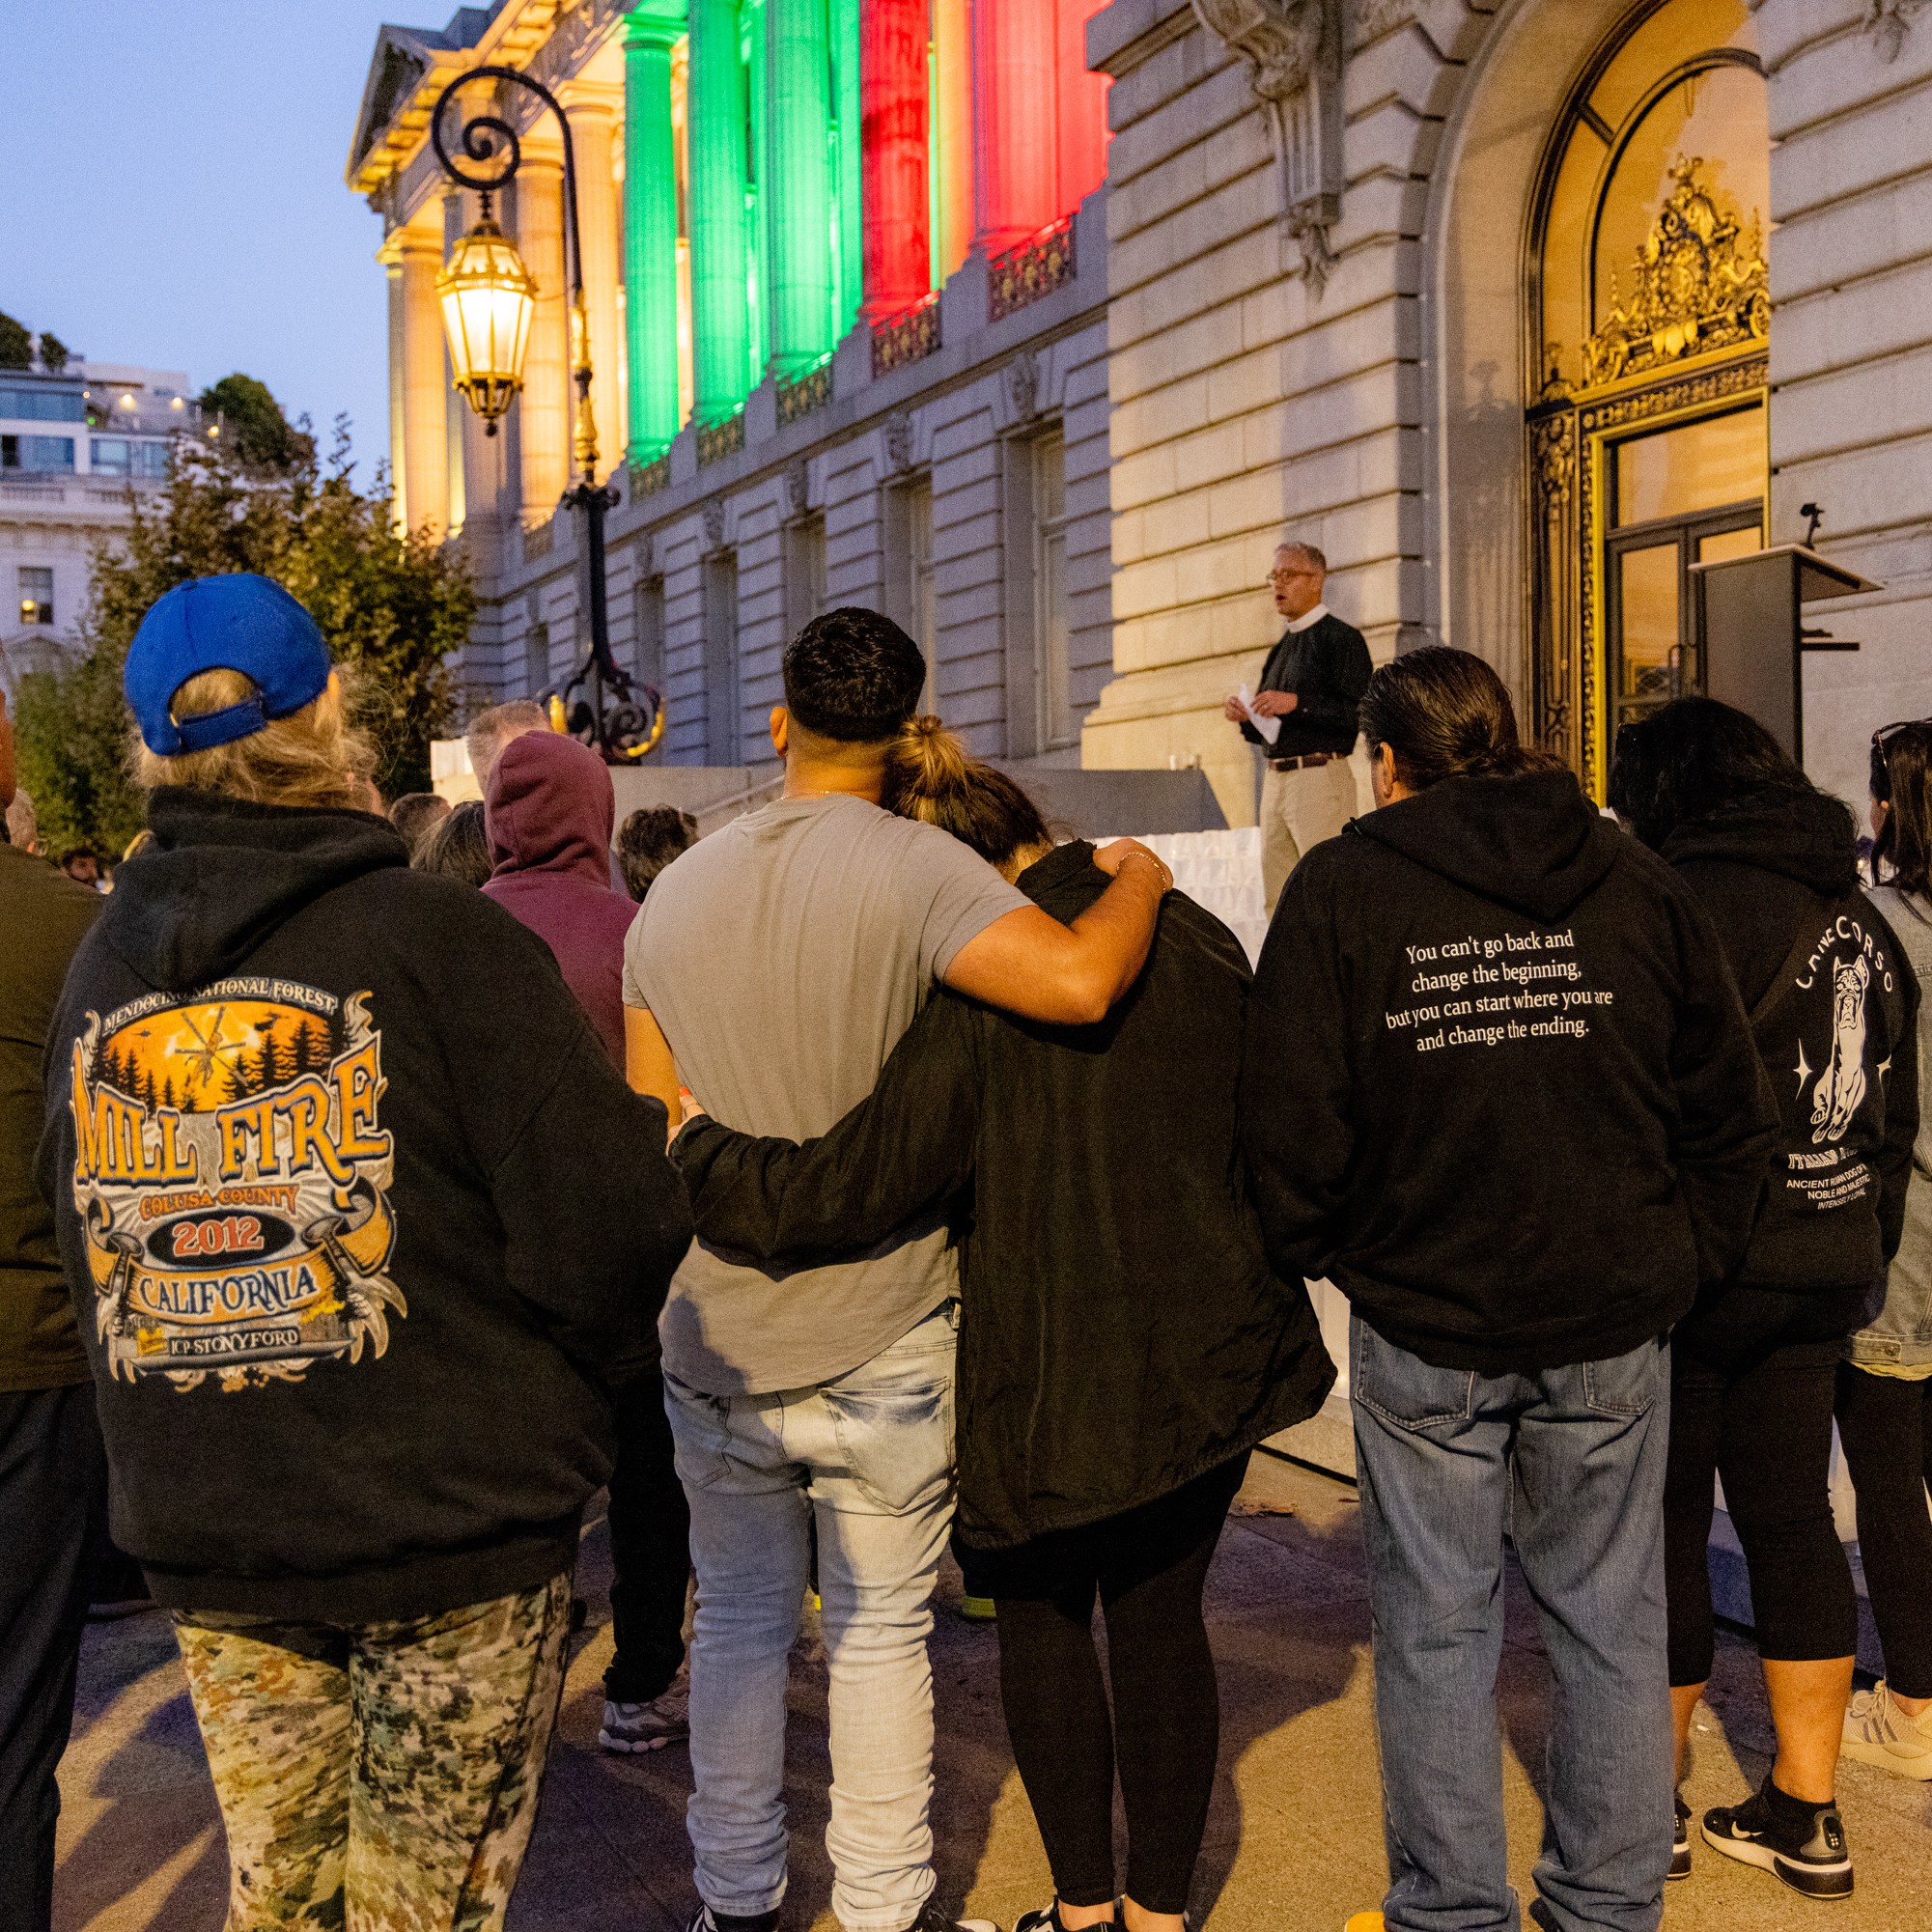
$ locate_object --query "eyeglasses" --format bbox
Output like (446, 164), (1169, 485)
(1268, 568), (1322, 585)
(1872, 720), (1930, 750)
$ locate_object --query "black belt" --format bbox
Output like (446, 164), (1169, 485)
(1269, 752), (1343, 772)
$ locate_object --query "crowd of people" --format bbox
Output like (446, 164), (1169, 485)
(0, 556), (1929, 1932)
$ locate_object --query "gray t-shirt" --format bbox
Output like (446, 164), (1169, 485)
(623, 792), (1029, 1394)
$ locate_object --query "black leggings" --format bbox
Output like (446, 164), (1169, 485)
(985, 1454), (1247, 1916)
(1665, 1308), (1856, 1685)
(1834, 1362), (1932, 1700)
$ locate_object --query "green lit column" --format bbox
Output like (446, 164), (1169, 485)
(830, 0), (861, 338)
(689, 0), (751, 423)
(764, 0), (833, 378)
(623, 3), (686, 460)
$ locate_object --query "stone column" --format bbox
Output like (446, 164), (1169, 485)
(688, 0), (751, 419)
(397, 223), (449, 540)
(859, 0), (929, 318)
(624, 3), (686, 462)
(932, 0), (971, 281)
(831, 0), (862, 335)
(970, 0), (1056, 253)
(381, 240), (408, 530)
(515, 152), (572, 520)
(565, 94), (623, 482)
(766, 0), (835, 378)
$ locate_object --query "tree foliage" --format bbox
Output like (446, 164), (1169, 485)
(0, 311), (31, 370)
(197, 373), (316, 473)
(38, 331), (70, 374)
(13, 423), (474, 855)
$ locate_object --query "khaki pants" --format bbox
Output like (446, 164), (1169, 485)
(174, 1573), (572, 1931)
(1259, 756), (1358, 910)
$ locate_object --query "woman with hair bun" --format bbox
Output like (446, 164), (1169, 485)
(1241, 647), (1778, 1932)
(675, 716), (1334, 1932)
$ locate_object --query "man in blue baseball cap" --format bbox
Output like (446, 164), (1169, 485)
(39, 572), (694, 1928)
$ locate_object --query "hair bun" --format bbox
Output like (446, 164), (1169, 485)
(891, 714), (971, 799)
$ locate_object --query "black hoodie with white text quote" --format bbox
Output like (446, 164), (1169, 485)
(1240, 770), (1779, 1373)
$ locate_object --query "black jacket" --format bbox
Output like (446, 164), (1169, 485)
(38, 790), (691, 1622)
(675, 842), (1335, 1550)
(0, 842), (99, 1391)
(1657, 790), (1918, 1302)
(1240, 770), (1780, 1373)
(1246, 611), (1372, 759)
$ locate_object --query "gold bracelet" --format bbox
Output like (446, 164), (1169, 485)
(1118, 850), (1172, 891)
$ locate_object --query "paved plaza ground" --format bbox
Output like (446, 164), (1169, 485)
(52, 1453), (1932, 1932)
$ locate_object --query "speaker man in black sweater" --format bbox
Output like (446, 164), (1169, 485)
(1222, 539), (1373, 910)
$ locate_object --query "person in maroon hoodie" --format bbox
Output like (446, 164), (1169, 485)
(482, 728), (694, 1753)
(483, 732), (637, 1064)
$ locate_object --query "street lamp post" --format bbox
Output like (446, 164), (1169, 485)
(431, 65), (663, 762)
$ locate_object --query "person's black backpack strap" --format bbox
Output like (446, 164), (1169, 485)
(1747, 921), (1829, 1029)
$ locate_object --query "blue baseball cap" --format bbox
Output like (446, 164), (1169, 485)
(125, 574), (334, 756)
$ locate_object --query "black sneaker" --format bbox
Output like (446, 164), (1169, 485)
(1668, 1791), (1692, 1880)
(902, 1906), (1002, 1932)
(1701, 1782), (1853, 1899)
(685, 1906), (780, 1932)
(1015, 1909), (1114, 1932)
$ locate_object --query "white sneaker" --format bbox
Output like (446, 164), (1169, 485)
(1841, 1680), (1932, 1779)
(599, 1667), (690, 1753)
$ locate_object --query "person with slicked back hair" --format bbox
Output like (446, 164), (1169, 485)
(676, 718), (1331, 1932)
(412, 798), (493, 887)
(1837, 719), (1932, 1782)
(1243, 646), (1778, 1932)
(623, 605), (1175, 1932)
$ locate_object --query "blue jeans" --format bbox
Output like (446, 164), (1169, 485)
(664, 1302), (958, 1932)
(1350, 1317), (1672, 1932)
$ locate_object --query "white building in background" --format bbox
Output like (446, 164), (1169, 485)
(0, 362), (195, 687)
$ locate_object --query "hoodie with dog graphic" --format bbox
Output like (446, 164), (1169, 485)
(37, 788), (690, 1623)
(1658, 788), (1918, 1304)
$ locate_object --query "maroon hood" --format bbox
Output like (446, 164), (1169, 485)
(484, 730), (615, 882)
(481, 731), (635, 1064)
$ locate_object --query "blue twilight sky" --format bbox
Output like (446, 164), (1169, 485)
(3, 1), (417, 477)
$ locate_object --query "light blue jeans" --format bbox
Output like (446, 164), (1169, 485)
(664, 1302), (958, 1932)
(1350, 1316), (1673, 1932)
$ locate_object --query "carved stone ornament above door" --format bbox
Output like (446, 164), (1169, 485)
(1192, 0), (1345, 294)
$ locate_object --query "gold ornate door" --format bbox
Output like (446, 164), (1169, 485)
(1526, 5), (1771, 797)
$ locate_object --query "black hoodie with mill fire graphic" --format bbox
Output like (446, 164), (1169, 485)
(37, 788), (691, 1623)
(1240, 770), (1780, 1373)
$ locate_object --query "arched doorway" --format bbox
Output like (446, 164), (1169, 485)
(1525, 0), (1770, 795)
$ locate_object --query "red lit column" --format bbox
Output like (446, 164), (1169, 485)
(860, 0), (930, 316)
(970, 0), (1056, 253)
(1055, 0), (1109, 212)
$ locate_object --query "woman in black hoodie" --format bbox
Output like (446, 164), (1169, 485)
(675, 720), (1334, 1932)
(1240, 649), (1778, 1932)
(1610, 698), (1918, 1900)
(39, 575), (691, 1928)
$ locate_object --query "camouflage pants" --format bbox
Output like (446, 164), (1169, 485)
(173, 1572), (573, 1932)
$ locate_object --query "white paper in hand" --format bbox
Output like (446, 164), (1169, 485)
(1238, 684), (1281, 746)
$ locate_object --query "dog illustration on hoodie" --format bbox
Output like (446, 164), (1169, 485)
(1811, 951), (1870, 1145)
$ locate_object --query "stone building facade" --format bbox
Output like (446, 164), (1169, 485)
(1083, 0), (1932, 822)
(354, 1), (1932, 823)
(349, 1), (1119, 778)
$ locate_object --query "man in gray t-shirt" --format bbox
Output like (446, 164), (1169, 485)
(624, 610), (1168, 1932)
(625, 792), (1027, 1395)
